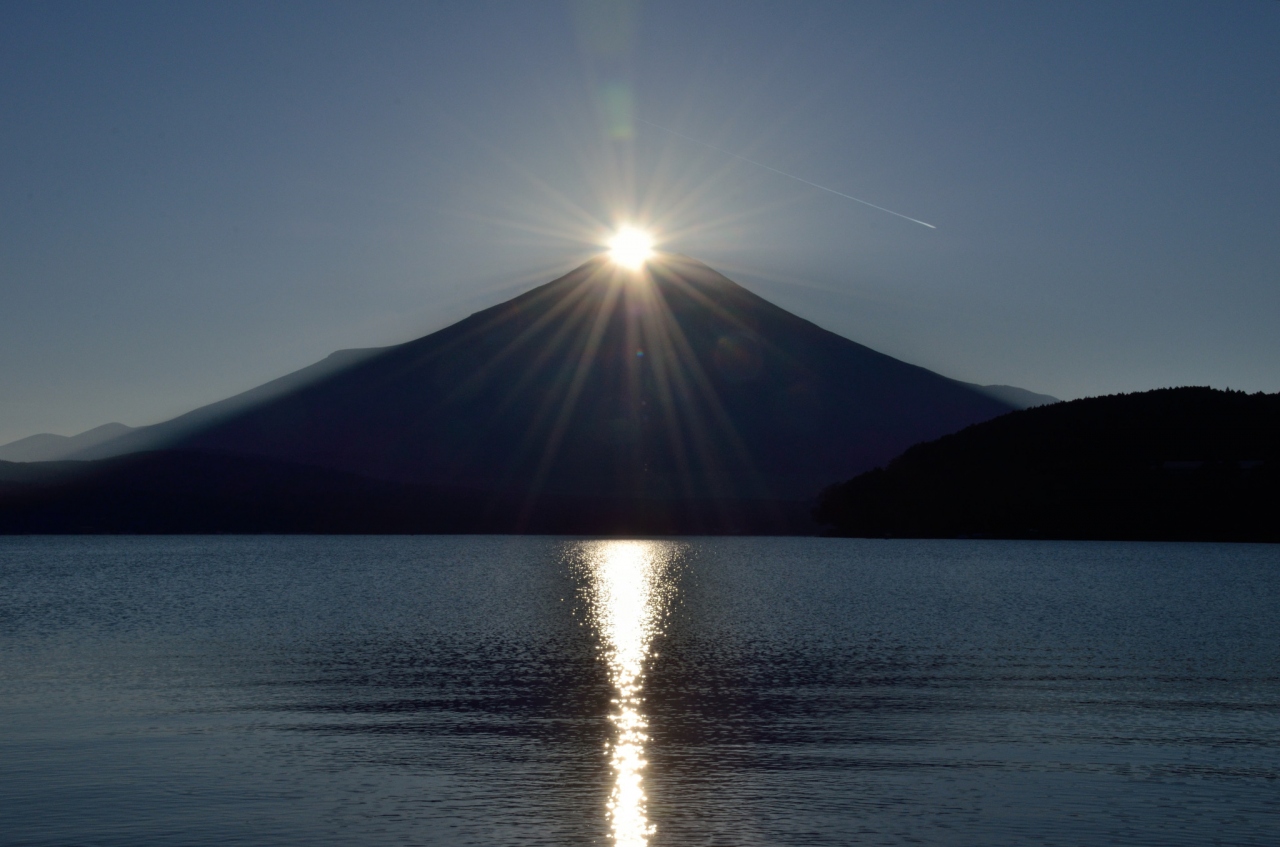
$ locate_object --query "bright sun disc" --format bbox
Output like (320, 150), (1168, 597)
(608, 227), (654, 270)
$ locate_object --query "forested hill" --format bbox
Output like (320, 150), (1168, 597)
(814, 387), (1280, 542)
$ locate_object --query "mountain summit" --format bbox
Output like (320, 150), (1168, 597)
(3, 256), (1023, 533)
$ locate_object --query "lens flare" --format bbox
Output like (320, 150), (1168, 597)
(607, 227), (654, 270)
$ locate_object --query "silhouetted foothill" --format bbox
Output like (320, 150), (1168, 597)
(0, 256), (1027, 534)
(814, 387), (1280, 542)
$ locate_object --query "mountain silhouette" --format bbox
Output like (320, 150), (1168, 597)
(814, 387), (1280, 542)
(2, 255), (1024, 533)
(0, 422), (134, 462)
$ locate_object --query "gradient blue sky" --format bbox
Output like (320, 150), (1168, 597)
(2, 0), (1278, 443)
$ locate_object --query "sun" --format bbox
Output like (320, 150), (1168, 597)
(607, 226), (654, 270)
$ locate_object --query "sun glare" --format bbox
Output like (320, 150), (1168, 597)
(577, 540), (680, 847)
(607, 226), (654, 270)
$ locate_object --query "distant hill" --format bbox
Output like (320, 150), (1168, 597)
(814, 387), (1279, 542)
(0, 256), (1034, 533)
(0, 423), (134, 462)
(963, 383), (1058, 409)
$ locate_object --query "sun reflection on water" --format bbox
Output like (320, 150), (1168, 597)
(577, 540), (680, 846)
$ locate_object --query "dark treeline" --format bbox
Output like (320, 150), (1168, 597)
(7, 388), (1277, 541)
(814, 387), (1280, 542)
(0, 451), (814, 535)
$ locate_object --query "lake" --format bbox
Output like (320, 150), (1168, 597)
(1, 536), (1277, 846)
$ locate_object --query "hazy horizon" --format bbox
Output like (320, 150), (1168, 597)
(3, 0), (1278, 443)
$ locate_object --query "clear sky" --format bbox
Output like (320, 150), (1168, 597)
(2, 0), (1278, 443)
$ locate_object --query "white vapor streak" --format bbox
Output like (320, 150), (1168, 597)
(638, 118), (937, 230)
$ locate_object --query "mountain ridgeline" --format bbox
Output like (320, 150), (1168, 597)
(0, 256), (1019, 534)
(814, 387), (1280, 542)
(0, 423), (135, 463)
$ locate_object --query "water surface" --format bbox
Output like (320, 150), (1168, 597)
(1, 536), (1277, 845)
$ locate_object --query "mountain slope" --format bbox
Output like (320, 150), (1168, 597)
(814, 387), (1280, 541)
(68, 347), (387, 461)
(97, 256), (1015, 500)
(963, 383), (1058, 409)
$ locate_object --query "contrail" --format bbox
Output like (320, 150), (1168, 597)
(638, 118), (937, 230)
